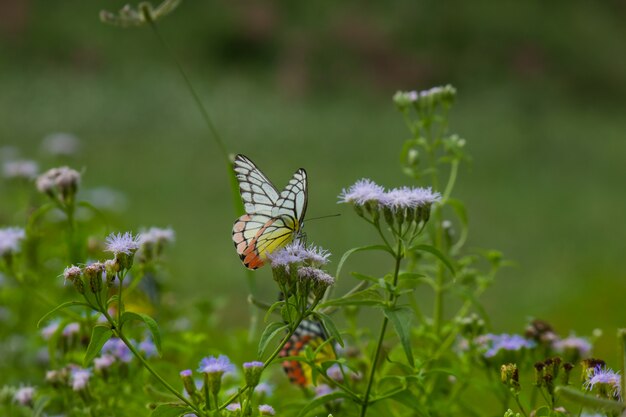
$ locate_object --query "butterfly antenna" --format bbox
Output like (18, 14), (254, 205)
(305, 213), (341, 222)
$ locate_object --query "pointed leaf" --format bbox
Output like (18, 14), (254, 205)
(258, 322), (288, 357)
(409, 244), (455, 275)
(121, 311), (162, 355)
(336, 245), (393, 279)
(150, 404), (190, 417)
(555, 386), (625, 413)
(84, 324), (113, 366)
(319, 285), (384, 308)
(314, 311), (344, 347)
(37, 301), (91, 328)
(384, 306), (415, 367)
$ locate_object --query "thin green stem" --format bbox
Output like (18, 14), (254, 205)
(360, 240), (403, 417)
(144, 13), (228, 163)
(514, 394), (529, 417)
(619, 328), (626, 402)
(441, 159), (459, 204)
(218, 311), (307, 410)
(102, 310), (204, 416)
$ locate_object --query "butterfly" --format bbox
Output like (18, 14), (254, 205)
(280, 319), (336, 386)
(232, 154), (308, 270)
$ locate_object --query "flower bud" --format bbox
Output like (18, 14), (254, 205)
(243, 361), (264, 388)
(84, 262), (105, 294)
(179, 369), (196, 396)
(73, 276), (86, 294)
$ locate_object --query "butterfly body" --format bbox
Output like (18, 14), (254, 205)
(232, 154), (308, 269)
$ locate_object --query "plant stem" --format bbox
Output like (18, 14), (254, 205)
(218, 311), (307, 410)
(102, 310), (205, 416)
(619, 328), (626, 402)
(360, 240), (403, 417)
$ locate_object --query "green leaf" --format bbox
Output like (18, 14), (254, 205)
(384, 306), (414, 367)
(84, 324), (113, 366)
(336, 245), (393, 279)
(150, 404), (190, 417)
(258, 322), (288, 357)
(409, 244), (455, 275)
(318, 285), (384, 308)
(121, 311), (162, 355)
(263, 300), (284, 323)
(555, 386), (625, 413)
(314, 311), (344, 347)
(37, 301), (91, 328)
(296, 391), (352, 417)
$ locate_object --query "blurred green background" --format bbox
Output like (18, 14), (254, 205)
(1, 0), (625, 359)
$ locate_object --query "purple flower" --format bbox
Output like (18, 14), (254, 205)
(41, 320), (60, 341)
(105, 232), (140, 256)
(380, 186), (441, 210)
(3, 160), (38, 180)
(243, 361), (263, 369)
(139, 337), (157, 358)
(553, 335), (592, 357)
(94, 354), (116, 371)
(13, 386), (35, 406)
(267, 241), (330, 268)
(478, 334), (536, 358)
(102, 338), (133, 362)
(225, 403), (241, 411)
(297, 267), (334, 286)
(0, 227), (25, 257)
(198, 354), (235, 375)
(254, 382), (274, 397)
(315, 384), (334, 398)
(70, 368), (91, 391)
(338, 179), (385, 205)
(258, 404), (276, 416)
(180, 369), (192, 377)
(584, 366), (621, 399)
(62, 323), (80, 337)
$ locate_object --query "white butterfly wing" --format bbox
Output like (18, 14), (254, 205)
(233, 154), (280, 215)
(273, 168), (308, 222)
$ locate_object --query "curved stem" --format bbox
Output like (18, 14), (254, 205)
(360, 240), (403, 417)
(144, 13), (228, 164)
(102, 310), (204, 416)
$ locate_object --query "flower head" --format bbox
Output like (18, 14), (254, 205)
(13, 386), (35, 407)
(226, 403), (241, 411)
(254, 382), (274, 397)
(94, 354), (116, 372)
(380, 186), (441, 210)
(36, 166), (81, 202)
(62, 322), (80, 338)
(268, 241), (330, 268)
(259, 404), (276, 416)
(102, 337), (133, 362)
(0, 227), (26, 257)
(139, 337), (157, 358)
(70, 368), (91, 391)
(553, 335), (592, 360)
(338, 179), (385, 205)
(63, 265), (82, 283)
(584, 366), (621, 399)
(41, 320), (60, 341)
(140, 227), (176, 246)
(105, 232), (140, 256)
(41, 132), (80, 156)
(297, 267), (334, 286)
(3, 160), (38, 180)
(477, 334), (536, 358)
(198, 354), (235, 375)
(243, 361), (264, 387)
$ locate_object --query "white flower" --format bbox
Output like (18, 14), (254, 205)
(105, 232), (140, 256)
(267, 241), (330, 268)
(298, 267), (334, 286)
(380, 186), (441, 210)
(41, 132), (80, 156)
(3, 160), (39, 179)
(139, 227), (176, 246)
(13, 386), (35, 406)
(0, 227), (26, 257)
(338, 179), (385, 205)
(70, 368), (91, 391)
(94, 354), (116, 371)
